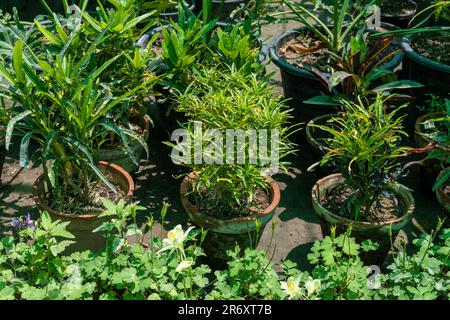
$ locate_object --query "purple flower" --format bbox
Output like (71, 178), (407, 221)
(10, 211), (35, 230)
(10, 217), (21, 229)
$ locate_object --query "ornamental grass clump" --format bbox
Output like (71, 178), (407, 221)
(309, 95), (411, 220)
(169, 68), (296, 219)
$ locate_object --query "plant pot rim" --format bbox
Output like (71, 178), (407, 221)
(180, 172), (281, 227)
(32, 161), (135, 220)
(311, 173), (415, 228)
(306, 113), (340, 152)
(269, 23), (403, 79)
(414, 111), (450, 151)
(380, 0), (417, 19)
(401, 27), (450, 73)
(159, 1), (196, 17)
(96, 115), (150, 153)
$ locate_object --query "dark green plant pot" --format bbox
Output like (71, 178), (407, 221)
(180, 173), (280, 270)
(269, 25), (404, 124)
(402, 28), (450, 103)
(212, 0), (245, 22)
(311, 173), (415, 266)
(380, 0), (417, 29)
(0, 144), (5, 185)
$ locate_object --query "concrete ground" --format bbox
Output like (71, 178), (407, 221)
(0, 21), (447, 271)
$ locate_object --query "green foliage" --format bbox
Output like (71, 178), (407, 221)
(309, 96), (410, 220)
(207, 246), (285, 300)
(376, 221), (450, 300)
(0, 204), (449, 300)
(304, 34), (423, 106)
(277, 0), (377, 54)
(169, 68), (295, 218)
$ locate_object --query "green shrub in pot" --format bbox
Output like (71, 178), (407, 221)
(309, 95), (415, 265)
(167, 68), (295, 268)
(0, 37), (149, 251)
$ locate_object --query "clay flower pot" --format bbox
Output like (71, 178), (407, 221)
(180, 172), (280, 269)
(311, 173), (415, 266)
(33, 161), (135, 254)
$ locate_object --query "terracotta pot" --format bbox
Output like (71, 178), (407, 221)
(311, 173), (415, 266)
(435, 169), (450, 217)
(32, 161), (135, 254)
(95, 115), (150, 174)
(180, 173), (280, 269)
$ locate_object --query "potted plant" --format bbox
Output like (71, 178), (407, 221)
(151, 9), (266, 133)
(415, 97), (450, 215)
(378, 0), (418, 29)
(304, 32), (422, 167)
(269, 0), (406, 122)
(309, 96), (415, 265)
(0, 38), (146, 252)
(168, 68), (294, 269)
(31, 0), (161, 173)
(401, 1), (450, 102)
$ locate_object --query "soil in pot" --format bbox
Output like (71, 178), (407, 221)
(312, 174), (415, 266)
(379, 0), (417, 29)
(180, 174), (280, 270)
(403, 31), (450, 102)
(33, 162), (134, 254)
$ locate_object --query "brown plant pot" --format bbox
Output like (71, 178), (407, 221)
(32, 161), (135, 254)
(311, 174), (415, 266)
(95, 115), (150, 174)
(180, 173), (280, 269)
(435, 169), (450, 217)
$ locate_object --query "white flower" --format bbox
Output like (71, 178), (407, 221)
(305, 277), (321, 296)
(176, 260), (193, 273)
(157, 225), (195, 255)
(280, 277), (300, 300)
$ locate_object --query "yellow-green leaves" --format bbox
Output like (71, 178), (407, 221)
(13, 38), (24, 84)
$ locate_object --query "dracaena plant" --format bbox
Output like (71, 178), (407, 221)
(168, 68), (295, 218)
(0, 39), (148, 211)
(304, 33), (423, 106)
(308, 95), (410, 220)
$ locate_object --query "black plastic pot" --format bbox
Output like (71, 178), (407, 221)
(402, 28), (450, 103)
(270, 24), (404, 123)
(380, 0), (417, 29)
